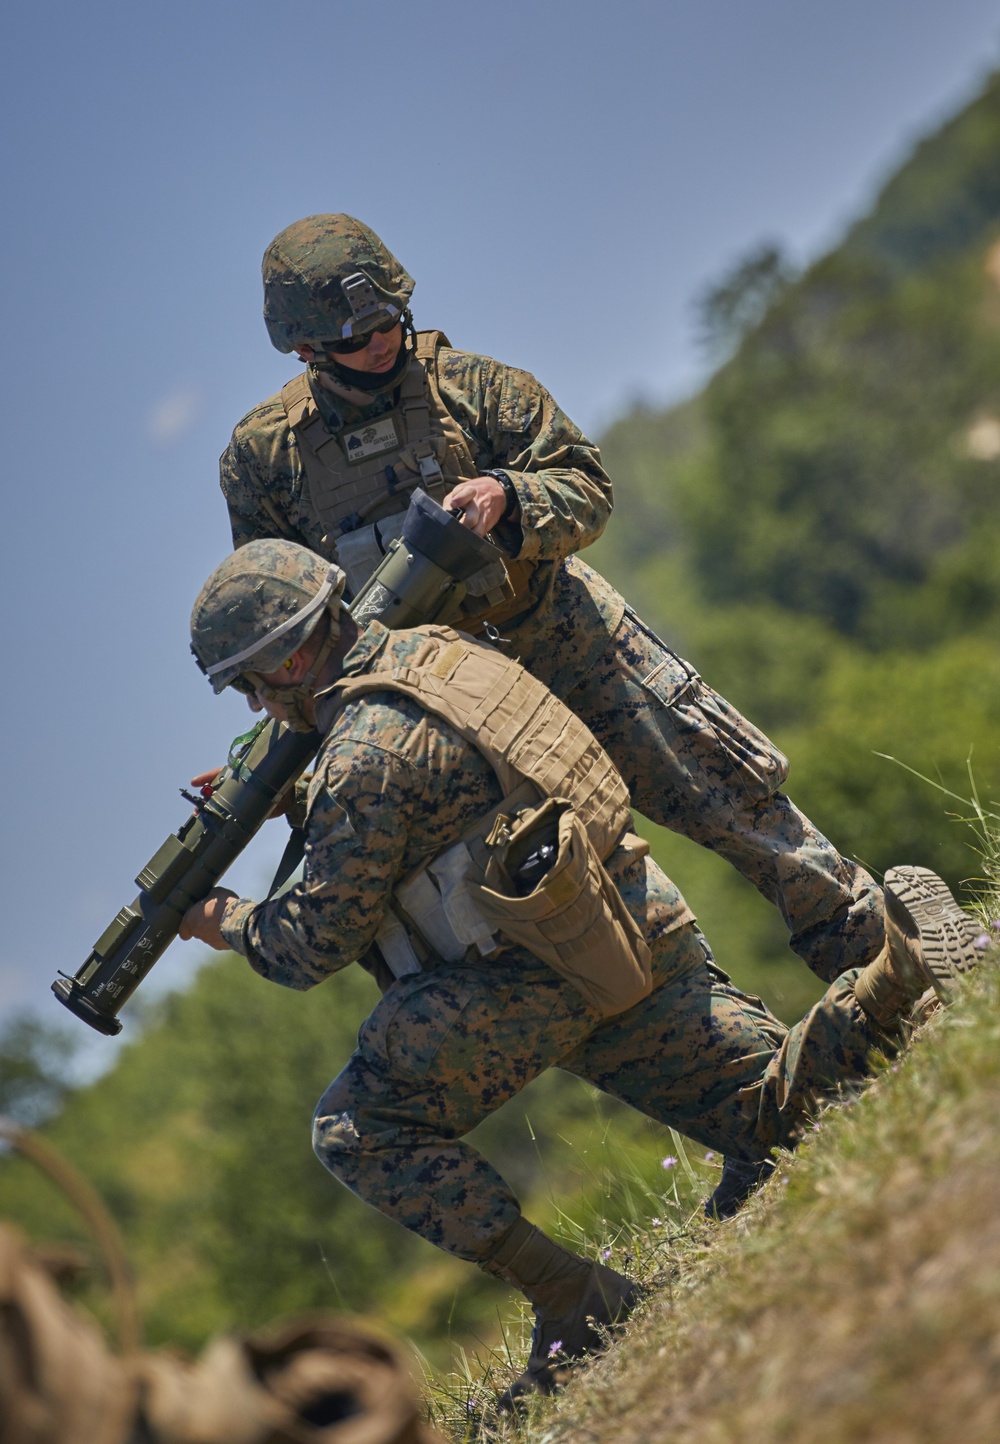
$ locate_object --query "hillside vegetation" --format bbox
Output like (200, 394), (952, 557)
(3, 65), (1000, 1433)
(590, 67), (1000, 1017)
(469, 960), (1000, 1444)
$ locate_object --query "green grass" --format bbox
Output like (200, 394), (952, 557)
(424, 953), (1000, 1442)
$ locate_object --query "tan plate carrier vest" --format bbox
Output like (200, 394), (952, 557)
(281, 332), (535, 626)
(325, 628), (653, 1017)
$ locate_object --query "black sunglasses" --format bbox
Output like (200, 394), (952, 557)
(323, 315), (401, 355)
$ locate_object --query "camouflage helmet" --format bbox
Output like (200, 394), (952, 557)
(191, 540), (347, 694)
(262, 214), (415, 354)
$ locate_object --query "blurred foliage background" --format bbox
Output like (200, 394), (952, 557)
(4, 70), (1000, 1368)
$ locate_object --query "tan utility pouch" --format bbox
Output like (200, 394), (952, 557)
(468, 797), (653, 1017)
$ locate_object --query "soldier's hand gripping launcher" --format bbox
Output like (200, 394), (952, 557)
(52, 491), (506, 1036)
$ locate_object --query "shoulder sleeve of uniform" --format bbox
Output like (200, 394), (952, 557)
(428, 347), (491, 460)
(236, 686), (504, 990)
(219, 390), (305, 548)
(433, 348), (592, 453)
(495, 364), (550, 438)
(238, 711), (422, 990)
(436, 349), (613, 563)
(434, 346), (491, 390)
(226, 391), (289, 460)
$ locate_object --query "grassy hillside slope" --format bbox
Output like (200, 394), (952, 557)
(450, 959), (1000, 1442)
(4, 65), (1000, 1426)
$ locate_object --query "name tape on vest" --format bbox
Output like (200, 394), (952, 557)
(343, 417), (400, 462)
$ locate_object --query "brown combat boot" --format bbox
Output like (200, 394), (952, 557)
(480, 1217), (641, 1413)
(854, 866), (981, 1028)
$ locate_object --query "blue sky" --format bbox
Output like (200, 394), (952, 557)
(2, 0), (998, 1067)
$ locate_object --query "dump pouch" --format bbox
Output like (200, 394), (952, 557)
(469, 798), (653, 1017)
(334, 627), (651, 1016)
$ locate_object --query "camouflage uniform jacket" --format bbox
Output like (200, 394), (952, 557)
(219, 622), (693, 991)
(221, 347), (626, 696)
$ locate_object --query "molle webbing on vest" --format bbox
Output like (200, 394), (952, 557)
(328, 628), (634, 862)
(280, 334), (536, 625)
(280, 331), (479, 543)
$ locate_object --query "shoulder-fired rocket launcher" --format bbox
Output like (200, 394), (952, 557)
(52, 492), (508, 1036)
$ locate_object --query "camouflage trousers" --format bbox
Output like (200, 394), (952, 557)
(558, 607), (884, 983)
(312, 925), (881, 1263)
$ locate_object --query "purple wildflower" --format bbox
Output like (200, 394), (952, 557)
(661, 1155), (678, 1170)
(548, 1339), (564, 1357)
(974, 933), (991, 950)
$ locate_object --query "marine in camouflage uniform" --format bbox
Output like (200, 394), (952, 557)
(220, 214), (883, 993)
(182, 540), (976, 1409)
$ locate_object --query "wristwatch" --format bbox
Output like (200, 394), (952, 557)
(485, 469), (520, 521)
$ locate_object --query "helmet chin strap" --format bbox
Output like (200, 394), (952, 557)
(244, 613), (342, 733)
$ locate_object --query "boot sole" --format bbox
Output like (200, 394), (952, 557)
(883, 865), (980, 1001)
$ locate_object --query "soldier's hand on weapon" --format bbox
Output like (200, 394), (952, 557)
(179, 888), (239, 950)
(191, 768), (223, 793)
(442, 476), (508, 536)
(191, 768), (295, 820)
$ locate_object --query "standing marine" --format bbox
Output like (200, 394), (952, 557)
(219, 212), (884, 1211)
(181, 539), (980, 1412)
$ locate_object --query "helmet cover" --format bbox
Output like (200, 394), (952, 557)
(262, 214), (414, 353)
(191, 540), (346, 693)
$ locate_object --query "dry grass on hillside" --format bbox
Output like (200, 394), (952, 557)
(443, 963), (1000, 1443)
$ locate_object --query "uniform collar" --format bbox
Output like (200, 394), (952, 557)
(340, 618), (392, 676)
(305, 366), (345, 430)
(306, 366), (401, 433)
(312, 620), (392, 735)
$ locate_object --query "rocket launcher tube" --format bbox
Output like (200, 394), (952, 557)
(53, 490), (501, 1035)
(52, 720), (321, 1035)
(348, 487), (501, 629)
